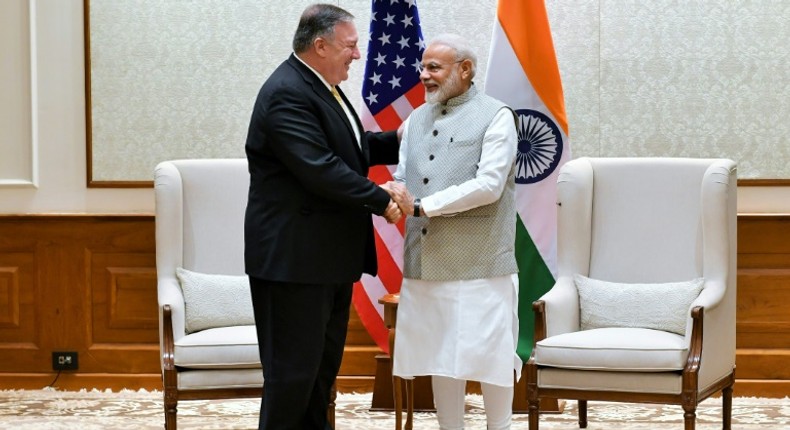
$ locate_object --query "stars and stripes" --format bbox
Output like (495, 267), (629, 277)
(353, 0), (426, 353)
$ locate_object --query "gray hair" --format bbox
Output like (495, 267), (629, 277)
(428, 33), (477, 78)
(292, 4), (355, 53)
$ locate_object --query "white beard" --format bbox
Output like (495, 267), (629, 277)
(425, 69), (461, 104)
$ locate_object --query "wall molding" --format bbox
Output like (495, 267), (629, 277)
(0, 0), (39, 189)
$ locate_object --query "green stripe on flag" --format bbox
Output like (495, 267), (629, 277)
(515, 214), (555, 361)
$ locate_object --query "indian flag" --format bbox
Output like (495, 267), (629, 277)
(484, 0), (571, 360)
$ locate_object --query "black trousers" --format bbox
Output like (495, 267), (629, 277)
(249, 277), (352, 430)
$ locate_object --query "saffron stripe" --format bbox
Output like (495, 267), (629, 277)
(496, 0), (568, 135)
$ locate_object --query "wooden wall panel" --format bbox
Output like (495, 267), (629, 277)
(0, 251), (39, 369)
(0, 215), (158, 379)
(90, 254), (158, 340)
(0, 242), (44, 372)
(0, 267), (19, 327)
(88, 252), (160, 375)
(737, 269), (790, 348)
(0, 214), (789, 398)
(0, 254), (34, 331)
(735, 215), (790, 397)
(340, 303), (379, 377)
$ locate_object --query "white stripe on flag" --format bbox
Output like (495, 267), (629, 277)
(359, 274), (388, 319)
(360, 103), (383, 132)
(372, 215), (404, 271)
(391, 94), (416, 121)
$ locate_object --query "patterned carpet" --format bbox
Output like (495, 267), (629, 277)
(0, 388), (788, 429)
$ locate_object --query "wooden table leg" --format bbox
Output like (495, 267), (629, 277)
(405, 377), (414, 430)
(393, 374), (403, 430)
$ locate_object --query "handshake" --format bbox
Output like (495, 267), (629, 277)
(380, 181), (415, 224)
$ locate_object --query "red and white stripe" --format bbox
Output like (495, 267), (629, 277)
(354, 85), (424, 353)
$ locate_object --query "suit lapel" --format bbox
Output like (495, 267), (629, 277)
(286, 55), (365, 163)
(334, 86), (368, 159)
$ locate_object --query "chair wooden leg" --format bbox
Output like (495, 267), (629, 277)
(528, 398), (539, 430)
(526, 359), (539, 430)
(722, 384), (733, 430)
(683, 407), (696, 430)
(162, 306), (179, 430)
(578, 400), (588, 428)
(163, 389), (177, 430)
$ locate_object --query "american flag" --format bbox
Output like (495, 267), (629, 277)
(353, 0), (425, 353)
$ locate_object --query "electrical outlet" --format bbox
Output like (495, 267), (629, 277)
(52, 352), (79, 371)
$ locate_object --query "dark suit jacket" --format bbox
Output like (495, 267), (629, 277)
(244, 54), (399, 284)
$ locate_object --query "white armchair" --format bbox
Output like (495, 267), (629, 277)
(155, 159), (262, 429)
(155, 159), (336, 429)
(526, 157), (737, 430)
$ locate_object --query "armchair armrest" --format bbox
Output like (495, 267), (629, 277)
(690, 279), (737, 388)
(539, 276), (580, 338)
(158, 278), (187, 342)
(162, 305), (176, 372)
(161, 304), (179, 411)
(684, 279), (727, 345)
(691, 280), (726, 312)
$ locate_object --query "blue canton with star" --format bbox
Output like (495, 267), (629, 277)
(362, 0), (425, 116)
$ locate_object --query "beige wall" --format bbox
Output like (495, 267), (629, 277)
(1, 0), (152, 214)
(1, 0), (788, 214)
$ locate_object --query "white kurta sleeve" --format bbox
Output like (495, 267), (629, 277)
(392, 117), (411, 184)
(421, 108), (517, 217)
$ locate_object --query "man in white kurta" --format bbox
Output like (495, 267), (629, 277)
(387, 34), (520, 430)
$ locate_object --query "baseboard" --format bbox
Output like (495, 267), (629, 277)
(2, 373), (787, 400)
(0, 373), (163, 392)
(734, 379), (790, 398)
(336, 375), (375, 393)
(0, 373), (375, 395)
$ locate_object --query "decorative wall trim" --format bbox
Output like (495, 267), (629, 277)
(0, 180), (37, 188)
(738, 179), (790, 187)
(0, 0), (38, 189)
(83, 0), (151, 188)
(28, 0), (39, 188)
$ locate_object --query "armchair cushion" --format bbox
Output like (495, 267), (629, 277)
(575, 275), (704, 335)
(176, 268), (254, 333)
(535, 327), (688, 371)
(174, 325), (261, 369)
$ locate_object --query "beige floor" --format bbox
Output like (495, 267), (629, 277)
(0, 389), (787, 429)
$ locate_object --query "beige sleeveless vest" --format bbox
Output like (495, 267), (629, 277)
(403, 85), (518, 281)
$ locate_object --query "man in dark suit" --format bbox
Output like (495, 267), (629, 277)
(243, 4), (402, 430)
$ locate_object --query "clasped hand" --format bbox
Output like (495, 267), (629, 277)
(380, 181), (415, 224)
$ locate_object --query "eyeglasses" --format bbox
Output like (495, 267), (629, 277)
(418, 60), (464, 74)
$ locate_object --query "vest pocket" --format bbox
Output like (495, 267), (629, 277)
(450, 138), (479, 147)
